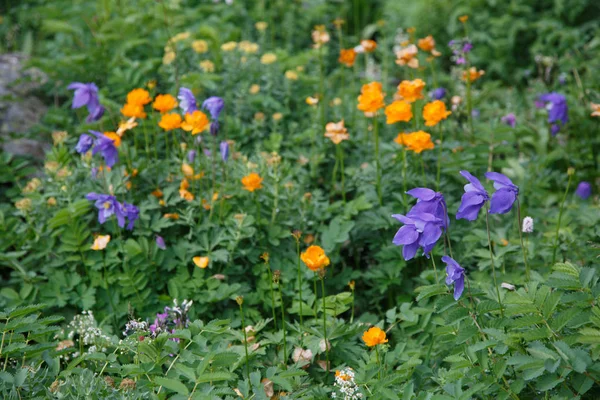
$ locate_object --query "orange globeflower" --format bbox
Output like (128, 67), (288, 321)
(241, 172), (263, 192)
(103, 132), (121, 147)
(463, 67), (485, 82)
(159, 113), (182, 131)
(357, 82), (385, 114)
(301, 245), (330, 271)
(360, 39), (377, 53)
(362, 326), (388, 347)
(181, 110), (210, 135)
(339, 48), (357, 67)
(417, 35), (436, 52)
(385, 101), (413, 124)
(591, 103), (600, 117)
(395, 44), (419, 68)
(397, 79), (425, 103)
(152, 94), (178, 113)
(121, 103), (147, 119)
(422, 100), (452, 126)
(394, 131), (435, 154)
(459, 15), (469, 23)
(179, 178), (194, 201)
(126, 88), (152, 106)
(324, 120), (349, 144)
(193, 256), (209, 269)
(163, 213), (179, 219)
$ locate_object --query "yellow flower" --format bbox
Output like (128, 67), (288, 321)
(200, 60), (215, 73)
(397, 79), (425, 103)
(591, 103), (600, 117)
(192, 39), (208, 53)
(332, 97), (342, 106)
(255, 21), (268, 31)
(306, 96), (319, 106)
(163, 51), (175, 65)
(91, 235), (110, 250)
(117, 117), (138, 136)
(324, 120), (349, 144)
(394, 131), (435, 154)
(300, 245), (330, 272)
(163, 213), (179, 219)
(52, 131), (68, 145)
(127, 88), (152, 106)
(338, 48), (357, 67)
(360, 39), (377, 53)
(152, 94), (178, 113)
(22, 178), (41, 193)
(147, 80), (157, 89)
(260, 53), (277, 65)
(249, 84), (261, 94)
(272, 112), (283, 121)
(181, 110), (210, 135)
(121, 103), (146, 119)
(385, 100), (413, 124)
(47, 197), (57, 206)
(422, 100), (451, 126)
(241, 172), (263, 192)
(463, 67), (485, 82)
(362, 326), (388, 347)
(170, 32), (190, 42)
(459, 15), (469, 23)
(254, 112), (265, 122)
(239, 41), (259, 54)
(15, 198), (32, 211)
(357, 82), (385, 114)
(221, 41), (237, 52)
(333, 18), (345, 28)
(193, 256), (210, 269)
(417, 35), (436, 52)
(181, 163), (194, 177)
(158, 113), (182, 131)
(285, 70), (299, 80)
(311, 26), (330, 48)
(179, 178), (194, 201)
(395, 44), (419, 68)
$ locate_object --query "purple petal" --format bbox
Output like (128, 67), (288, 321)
(453, 276), (465, 300)
(393, 226), (419, 245)
(460, 170), (486, 193)
(406, 188), (436, 201)
(489, 188), (517, 214)
(402, 241), (420, 261)
(391, 214), (414, 225)
(456, 203), (485, 221)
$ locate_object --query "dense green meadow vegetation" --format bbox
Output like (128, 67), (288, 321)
(0, 0), (599, 398)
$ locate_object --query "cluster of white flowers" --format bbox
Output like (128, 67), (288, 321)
(123, 320), (149, 337)
(60, 311), (111, 355)
(332, 368), (363, 400)
(522, 216), (534, 233)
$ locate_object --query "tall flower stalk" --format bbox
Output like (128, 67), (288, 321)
(274, 270), (287, 369)
(552, 168), (574, 264)
(373, 116), (382, 205)
(319, 271), (329, 373)
(237, 296), (250, 381)
(485, 206), (504, 317)
(516, 198), (530, 281)
(292, 231), (304, 328)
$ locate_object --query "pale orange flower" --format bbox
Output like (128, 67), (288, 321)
(417, 35), (436, 52)
(324, 120), (349, 144)
(360, 39), (377, 53)
(117, 117), (137, 136)
(590, 103), (600, 117)
(357, 82), (385, 114)
(463, 67), (485, 82)
(91, 235), (110, 250)
(395, 44), (419, 68)
(339, 48), (357, 67)
(193, 256), (209, 269)
(152, 94), (178, 113)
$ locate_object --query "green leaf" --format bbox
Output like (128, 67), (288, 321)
(196, 371), (236, 384)
(552, 262), (579, 277)
(124, 239), (143, 257)
(415, 284), (448, 301)
(154, 377), (189, 395)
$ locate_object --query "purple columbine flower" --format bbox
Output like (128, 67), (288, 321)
(90, 130), (118, 167)
(456, 171), (489, 221)
(442, 256), (465, 300)
(538, 92), (568, 135)
(75, 134), (94, 154)
(178, 87), (197, 114)
(86, 192), (125, 227)
(220, 141), (229, 162)
(406, 188), (449, 229)
(462, 42), (473, 53)
(187, 150), (197, 163)
(485, 172), (519, 214)
(67, 82), (104, 122)
(456, 57), (466, 65)
(575, 181), (592, 200)
(156, 235), (166, 250)
(202, 96), (225, 120)
(501, 113), (516, 128)
(392, 212), (444, 260)
(430, 88), (447, 100)
(122, 202), (140, 230)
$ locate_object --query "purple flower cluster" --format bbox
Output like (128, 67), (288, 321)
(430, 87), (447, 100)
(391, 188), (448, 260)
(442, 256), (465, 300)
(75, 130), (119, 167)
(501, 113), (516, 128)
(575, 181), (592, 200)
(86, 193), (139, 230)
(448, 39), (472, 65)
(178, 87), (197, 114)
(202, 96), (225, 136)
(538, 92), (568, 135)
(149, 299), (193, 339)
(68, 82), (105, 122)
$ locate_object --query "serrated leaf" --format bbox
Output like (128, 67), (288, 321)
(154, 377), (189, 395)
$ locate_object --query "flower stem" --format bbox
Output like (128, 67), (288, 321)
(239, 302), (250, 381)
(373, 116), (382, 205)
(296, 240), (303, 328)
(350, 285), (355, 323)
(375, 345), (381, 380)
(402, 147), (408, 212)
(267, 265), (278, 328)
(318, 46), (326, 130)
(552, 172), (573, 264)
(516, 198), (530, 281)
(430, 251), (439, 284)
(337, 144), (346, 204)
(485, 206), (504, 317)
(436, 123), (443, 191)
(277, 279), (287, 369)
(320, 275), (329, 373)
